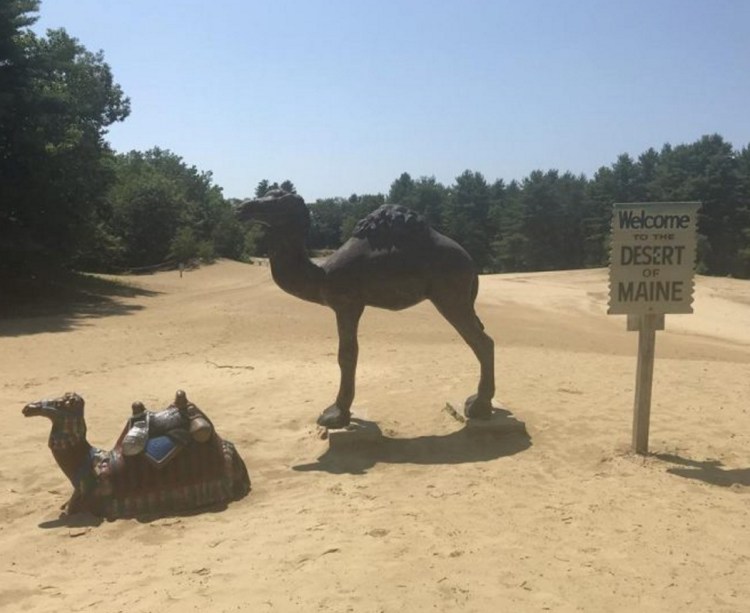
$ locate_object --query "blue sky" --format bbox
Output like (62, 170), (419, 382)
(34, 0), (750, 201)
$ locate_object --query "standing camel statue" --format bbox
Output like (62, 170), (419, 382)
(237, 190), (495, 429)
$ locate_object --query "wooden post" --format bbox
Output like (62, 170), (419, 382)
(631, 313), (660, 454)
(609, 203), (700, 454)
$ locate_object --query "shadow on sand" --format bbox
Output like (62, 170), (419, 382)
(37, 501), (235, 529)
(656, 453), (750, 488)
(293, 410), (532, 475)
(1, 270), (159, 337)
(38, 512), (104, 529)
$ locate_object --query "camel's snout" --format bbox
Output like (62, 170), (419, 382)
(22, 401), (44, 417)
(236, 199), (271, 224)
(236, 191), (306, 227)
(22, 399), (63, 418)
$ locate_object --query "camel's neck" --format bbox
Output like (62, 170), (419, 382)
(48, 417), (92, 485)
(268, 234), (326, 306)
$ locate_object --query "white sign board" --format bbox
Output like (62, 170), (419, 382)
(608, 202), (700, 315)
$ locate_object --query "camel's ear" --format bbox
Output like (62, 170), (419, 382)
(271, 192), (307, 219)
(62, 392), (84, 412)
(277, 191), (305, 206)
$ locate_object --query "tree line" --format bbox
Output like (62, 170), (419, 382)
(307, 136), (750, 278)
(2, 2), (749, 280)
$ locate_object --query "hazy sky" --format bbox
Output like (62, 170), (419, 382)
(33, 0), (750, 201)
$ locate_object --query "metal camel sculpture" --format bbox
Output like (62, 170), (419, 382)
(238, 190), (495, 429)
(23, 391), (250, 519)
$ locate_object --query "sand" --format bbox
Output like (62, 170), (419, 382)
(1, 260), (749, 612)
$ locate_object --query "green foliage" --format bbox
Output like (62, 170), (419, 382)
(585, 135), (750, 277)
(106, 148), (236, 268)
(255, 178), (296, 197)
(168, 227), (198, 263)
(340, 215), (358, 243)
(0, 1), (129, 272)
(308, 193), (385, 249)
(301, 135), (750, 278)
(241, 224), (266, 260)
(168, 227), (214, 265)
(254, 179), (269, 197)
(10, 124), (750, 275)
(388, 173), (449, 227)
(308, 197), (346, 249)
(211, 207), (246, 260)
(444, 170), (492, 269)
(512, 170), (588, 271)
(412, 176), (449, 226)
(196, 240), (215, 263)
(388, 172), (415, 205)
(109, 163), (181, 266)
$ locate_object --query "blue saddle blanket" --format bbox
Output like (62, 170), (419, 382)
(144, 435), (182, 467)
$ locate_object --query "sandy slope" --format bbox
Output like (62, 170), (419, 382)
(1, 260), (749, 612)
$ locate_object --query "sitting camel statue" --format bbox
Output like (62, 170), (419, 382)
(237, 190), (495, 429)
(23, 390), (250, 519)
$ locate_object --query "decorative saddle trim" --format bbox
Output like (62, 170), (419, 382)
(119, 403), (214, 461)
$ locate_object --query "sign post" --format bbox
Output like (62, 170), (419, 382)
(608, 202), (700, 454)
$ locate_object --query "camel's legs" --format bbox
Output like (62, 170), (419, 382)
(317, 304), (364, 428)
(335, 304), (364, 410)
(430, 295), (495, 417)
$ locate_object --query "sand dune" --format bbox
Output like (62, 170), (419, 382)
(2, 260), (749, 612)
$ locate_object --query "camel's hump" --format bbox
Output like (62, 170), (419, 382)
(352, 205), (429, 249)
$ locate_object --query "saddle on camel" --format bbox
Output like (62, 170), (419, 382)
(23, 390), (251, 520)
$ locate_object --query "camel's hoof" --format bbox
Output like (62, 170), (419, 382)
(464, 394), (493, 420)
(317, 405), (351, 429)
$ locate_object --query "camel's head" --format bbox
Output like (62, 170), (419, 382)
(23, 393), (87, 449)
(236, 189), (310, 233)
(23, 392), (84, 419)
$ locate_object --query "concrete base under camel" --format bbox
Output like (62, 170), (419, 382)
(321, 417), (384, 448)
(443, 400), (527, 436)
